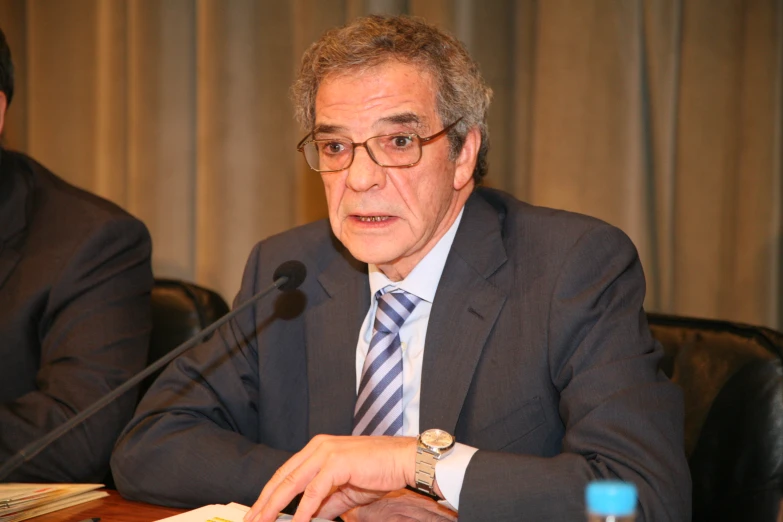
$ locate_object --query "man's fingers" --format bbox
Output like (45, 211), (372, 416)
(256, 471), (320, 522)
(246, 436), (330, 522)
(245, 470), (294, 521)
(256, 450), (344, 522)
(290, 467), (341, 522)
(246, 465), (318, 521)
(312, 492), (355, 521)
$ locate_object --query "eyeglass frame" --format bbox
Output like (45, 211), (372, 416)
(296, 117), (463, 173)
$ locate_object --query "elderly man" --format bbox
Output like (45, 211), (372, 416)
(0, 27), (153, 482)
(112, 15), (690, 521)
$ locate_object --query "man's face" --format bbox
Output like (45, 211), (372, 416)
(313, 61), (476, 280)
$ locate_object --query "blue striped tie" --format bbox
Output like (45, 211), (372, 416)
(353, 288), (421, 436)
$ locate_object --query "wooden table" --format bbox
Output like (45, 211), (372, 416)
(23, 491), (783, 522)
(28, 490), (186, 522)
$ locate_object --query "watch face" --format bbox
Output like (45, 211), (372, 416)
(421, 429), (454, 450)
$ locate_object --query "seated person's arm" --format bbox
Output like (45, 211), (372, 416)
(111, 242), (295, 508)
(0, 215), (152, 482)
(458, 224), (691, 521)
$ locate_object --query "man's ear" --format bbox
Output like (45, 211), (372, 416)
(453, 126), (480, 191)
(0, 92), (6, 137)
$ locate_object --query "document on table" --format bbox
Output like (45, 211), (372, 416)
(155, 502), (331, 522)
(0, 483), (107, 522)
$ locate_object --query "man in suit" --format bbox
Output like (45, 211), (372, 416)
(112, 15), (690, 521)
(0, 27), (153, 482)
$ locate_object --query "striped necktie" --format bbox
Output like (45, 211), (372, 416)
(353, 287), (421, 436)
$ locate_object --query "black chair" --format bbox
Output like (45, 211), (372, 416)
(142, 278), (231, 399)
(648, 313), (783, 522)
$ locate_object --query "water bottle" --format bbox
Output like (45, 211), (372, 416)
(585, 480), (637, 521)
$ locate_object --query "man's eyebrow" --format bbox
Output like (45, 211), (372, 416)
(312, 113), (424, 137)
(312, 123), (346, 136)
(378, 113), (423, 128)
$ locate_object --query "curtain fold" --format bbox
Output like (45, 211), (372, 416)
(672, 0), (782, 326)
(641, 0), (682, 313)
(1, 0), (780, 328)
(127, 0), (197, 280)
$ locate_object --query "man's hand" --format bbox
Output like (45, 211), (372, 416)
(243, 435), (418, 522)
(342, 489), (457, 522)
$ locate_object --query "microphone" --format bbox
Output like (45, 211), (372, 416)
(274, 260), (307, 291)
(0, 260), (307, 481)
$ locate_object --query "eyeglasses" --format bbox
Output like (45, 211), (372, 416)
(296, 118), (462, 173)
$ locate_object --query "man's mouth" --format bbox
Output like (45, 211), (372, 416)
(355, 215), (392, 223)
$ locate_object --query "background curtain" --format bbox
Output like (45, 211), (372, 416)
(1, 0), (781, 328)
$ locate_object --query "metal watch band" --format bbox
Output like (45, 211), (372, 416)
(414, 447), (439, 495)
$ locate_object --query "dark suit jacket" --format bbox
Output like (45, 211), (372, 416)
(0, 149), (153, 482)
(112, 187), (690, 521)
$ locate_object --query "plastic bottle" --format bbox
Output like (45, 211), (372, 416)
(585, 480), (637, 522)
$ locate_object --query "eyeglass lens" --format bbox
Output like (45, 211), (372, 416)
(302, 134), (423, 172)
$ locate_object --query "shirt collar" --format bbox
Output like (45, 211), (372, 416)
(368, 207), (464, 303)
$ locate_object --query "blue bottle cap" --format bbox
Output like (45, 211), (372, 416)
(586, 481), (638, 516)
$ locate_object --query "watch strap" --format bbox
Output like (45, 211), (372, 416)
(415, 446), (439, 495)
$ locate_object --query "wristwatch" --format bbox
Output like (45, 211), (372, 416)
(415, 429), (455, 496)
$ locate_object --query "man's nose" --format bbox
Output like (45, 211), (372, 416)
(345, 144), (385, 192)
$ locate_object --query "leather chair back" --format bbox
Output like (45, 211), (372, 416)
(648, 313), (783, 522)
(143, 279), (231, 399)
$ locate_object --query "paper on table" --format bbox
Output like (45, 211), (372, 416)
(0, 484), (107, 522)
(154, 503), (249, 522)
(154, 502), (331, 522)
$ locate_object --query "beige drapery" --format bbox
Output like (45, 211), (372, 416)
(1, 0), (781, 328)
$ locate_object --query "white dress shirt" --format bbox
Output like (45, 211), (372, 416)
(355, 208), (478, 511)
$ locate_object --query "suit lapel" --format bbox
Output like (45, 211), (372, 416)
(420, 193), (509, 433)
(0, 151), (31, 289)
(0, 244), (22, 290)
(306, 249), (369, 438)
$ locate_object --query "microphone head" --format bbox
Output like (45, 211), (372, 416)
(273, 260), (307, 291)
